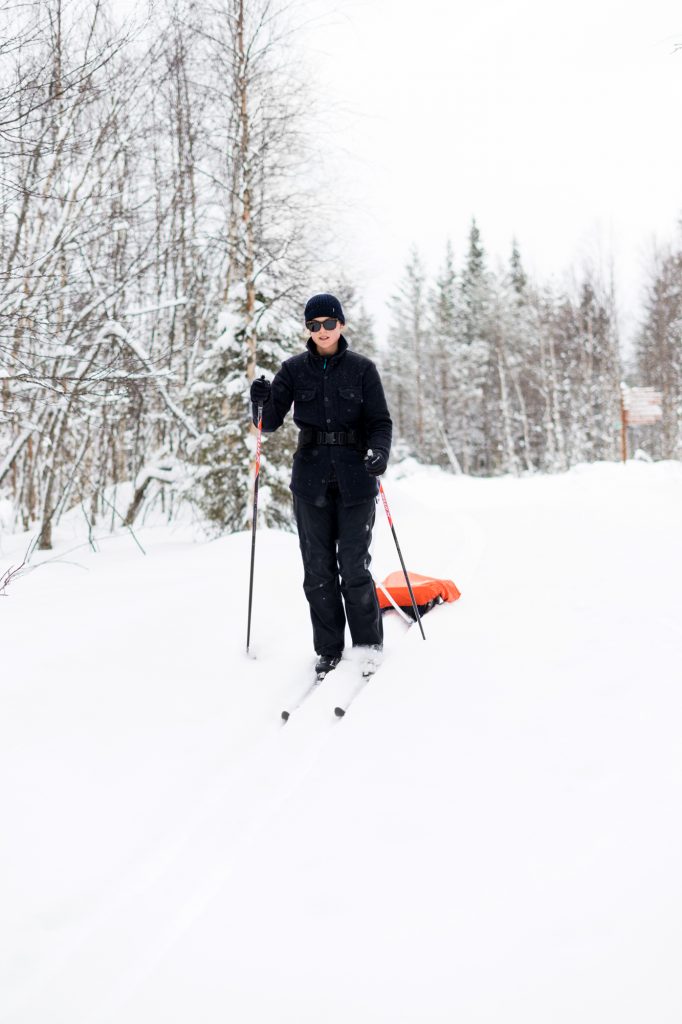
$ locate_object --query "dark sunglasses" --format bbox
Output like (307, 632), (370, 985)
(306, 318), (339, 333)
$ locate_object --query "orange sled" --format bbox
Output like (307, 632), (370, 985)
(376, 571), (461, 622)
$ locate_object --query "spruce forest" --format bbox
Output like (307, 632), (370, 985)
(1, 0), (681, 550)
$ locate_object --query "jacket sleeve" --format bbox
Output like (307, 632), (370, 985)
(363, 361), (392, 460)
(251, 362), (294, 433)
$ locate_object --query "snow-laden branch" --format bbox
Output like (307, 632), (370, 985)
(122, 297), (188, 318)
(96, 321), (200, 438)
(0, 427), (36, 487)
(124, 453), (187, 527)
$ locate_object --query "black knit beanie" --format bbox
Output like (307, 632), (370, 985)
(304, 292), (345, 324)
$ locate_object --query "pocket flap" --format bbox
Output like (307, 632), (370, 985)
(339, 386), (362, 401)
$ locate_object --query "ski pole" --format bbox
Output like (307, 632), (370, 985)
(246, 400), (264, 654)
(377, 479), (426, 640)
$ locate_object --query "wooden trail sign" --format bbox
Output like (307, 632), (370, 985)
(620, 385), (663, 461)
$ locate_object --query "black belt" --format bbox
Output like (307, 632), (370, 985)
(298, 428), (359, 447)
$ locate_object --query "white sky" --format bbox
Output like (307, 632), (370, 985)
(297, 0), (682, 348)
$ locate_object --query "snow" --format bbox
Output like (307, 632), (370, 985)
(2, 460), (682, 1022)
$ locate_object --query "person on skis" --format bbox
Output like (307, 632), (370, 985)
(250, 292), (392, 678)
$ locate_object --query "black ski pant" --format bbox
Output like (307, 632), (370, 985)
(293, 486), (383, 657)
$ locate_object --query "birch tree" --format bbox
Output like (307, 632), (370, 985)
(184, 0), (313, 531)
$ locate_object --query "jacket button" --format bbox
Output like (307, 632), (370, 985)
(327, 418), (331, 424)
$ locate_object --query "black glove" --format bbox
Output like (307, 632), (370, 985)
(364, 448), (388, 477)
(250, 375), (271, 405)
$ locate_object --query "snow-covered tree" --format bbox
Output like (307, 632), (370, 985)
(186, 305), (298, 533)
(383, 247), (430, 453)
(329, 277), (379, 363)
(0, 0), (315, 543)
(384, 228), (625, 476)
(452, 220), (493, 473)
(182, 0), (312, 532)
(426, 240), (458, 468)
(573, 275), (621, 462)
(633, 239), (682, 459)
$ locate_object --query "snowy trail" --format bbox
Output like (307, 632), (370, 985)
(8, 716), (331, 1022)
(3, 461), (682, 1023)
(3, 579), (411, 1023)
(8, 651), (409, 1022)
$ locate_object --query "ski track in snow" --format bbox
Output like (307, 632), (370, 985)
(2, 566), (412, 1023)
(14, 712), (334, 1020)
(2, 461), (682, 1023)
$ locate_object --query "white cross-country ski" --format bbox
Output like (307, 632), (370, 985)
(281, 668), (333, 722)
(334, 651), (381, 718)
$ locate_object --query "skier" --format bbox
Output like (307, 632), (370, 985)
(250, 293), (392, 678)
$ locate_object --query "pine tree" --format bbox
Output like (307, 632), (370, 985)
(345, 301), (378, 363)
(323, 277), (379, 362)
(633, 243), (682, 459)
(491, 241), (550, 474)
(574, 277), (621, 463)
(428, 240), (459, 468)
(384, 247), (429, 453)
(509, 237), (528, 296)
(183, 0), (311, 533)
(453, 219), (492, 473)
(186, 301), (298, 534)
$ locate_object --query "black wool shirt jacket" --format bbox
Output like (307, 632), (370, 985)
(251, 335), (392, 506)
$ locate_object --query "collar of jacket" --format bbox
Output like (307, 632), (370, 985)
(305, 333), (348, 365)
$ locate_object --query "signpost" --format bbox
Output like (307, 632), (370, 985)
(620, 384), (663, 462)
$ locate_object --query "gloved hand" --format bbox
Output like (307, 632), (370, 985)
(364, 448), (388, 477)
(250, 375), (271, 405)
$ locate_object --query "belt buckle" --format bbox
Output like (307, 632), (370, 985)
(327, 431), (337, 445)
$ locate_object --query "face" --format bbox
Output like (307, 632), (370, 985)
(308, 317), (344, 356)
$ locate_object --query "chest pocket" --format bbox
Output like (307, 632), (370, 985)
(339, 386), (361, 402)
(294, 384), (318, 423)
(338, 385), (363, 422)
